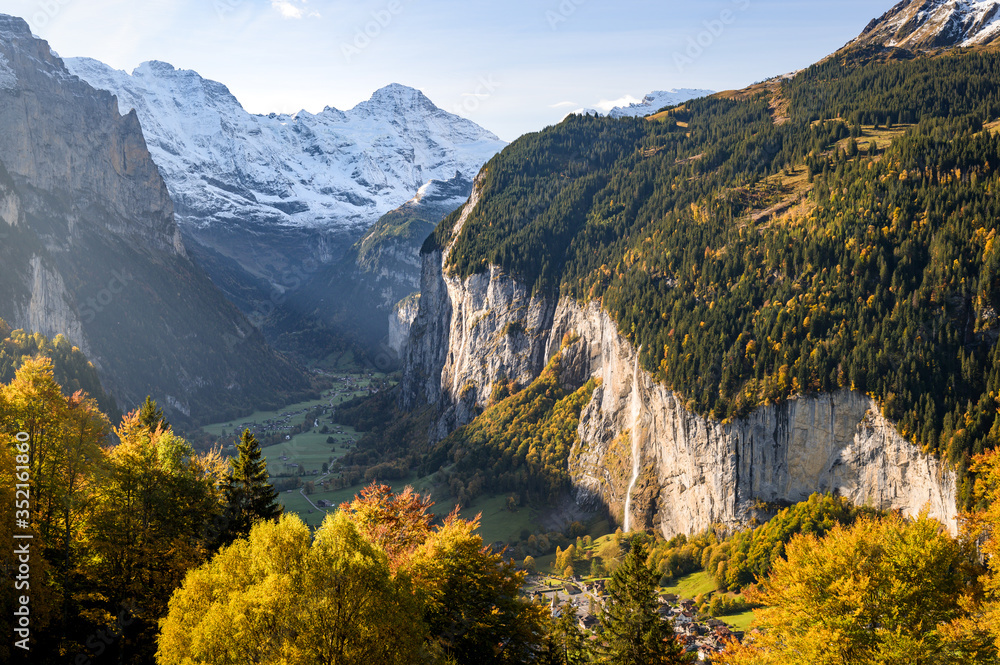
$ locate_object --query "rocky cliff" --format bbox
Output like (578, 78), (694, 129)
(285, 173), (473, 359)
(67, 58), (505, 359)
(402, 182), (959, 536)
(848, 0), (1000, 52)
(0, 15), (310, 424)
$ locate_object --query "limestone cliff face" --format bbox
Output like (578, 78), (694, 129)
(19, 256), (91, 357)
(402, 181), (959, 536)
(0, 15), (309, 424)
(0, 16), (182, 255)
(388, 294), (421, 357)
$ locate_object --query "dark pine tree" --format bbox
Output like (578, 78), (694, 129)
(599, 536), (689, 664)
(138, 395), (168, 431)
(541, 601), (593, 664)
(220, 429), (282, 546)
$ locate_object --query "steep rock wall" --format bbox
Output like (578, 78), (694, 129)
(402, 185), (958, 536)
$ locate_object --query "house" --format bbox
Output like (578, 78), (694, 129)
(578, 615), (599, 632)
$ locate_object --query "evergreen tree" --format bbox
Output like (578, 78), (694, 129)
(138, 395), (168, 431)
(599, 536), (688, 664)
(545, 601), (591, 664)
(220, 429), (281, 545)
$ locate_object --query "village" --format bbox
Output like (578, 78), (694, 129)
(526, 574), (745, 662)
(228, 373), (384, 442)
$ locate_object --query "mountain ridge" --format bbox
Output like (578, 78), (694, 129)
(849, 0), (1000, 51)
(66, 56), (506, 360)
(65, 57), (505, 232)
(0, 15), (312, 424)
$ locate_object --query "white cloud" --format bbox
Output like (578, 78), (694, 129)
(271, 0), (319, 19)
(592, 94), (643, 113)
(549, 101), (577, 108)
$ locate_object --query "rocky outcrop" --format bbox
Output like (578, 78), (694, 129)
(19, 256), (90, 357)
(0, 15), (310, 424)
(402, 182), (959, 536)
(388, 295), (421, 358)
(848, 0), (1000, 52)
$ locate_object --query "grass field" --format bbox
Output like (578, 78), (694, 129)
(446, 494), (543, 546)
(199, 371), (395, 527)
(291, 476), (550, 537)
(725, 609), (757, 631)
(661, 570), (718, 599)
(262, 429), (358, 477)
(199, 371), (588, 544)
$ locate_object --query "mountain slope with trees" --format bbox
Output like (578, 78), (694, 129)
(429, 47), (1000, 502)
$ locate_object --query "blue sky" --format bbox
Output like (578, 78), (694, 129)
(2, 0), (894, 141)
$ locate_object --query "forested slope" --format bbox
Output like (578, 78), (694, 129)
(429, 48), (1000, 503)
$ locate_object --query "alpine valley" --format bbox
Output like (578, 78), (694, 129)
(9, 0), (1000, 663)
(66, 58), (508, 359)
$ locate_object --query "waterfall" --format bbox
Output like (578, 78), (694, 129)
(623, 350), (642, 533)
(623, 430), (641, 532)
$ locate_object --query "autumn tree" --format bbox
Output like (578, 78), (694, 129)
(0, 357), (108, 659)
(339, 482), (434, 568)
(156, 513), (423, 665)
(219, 429), (281, 546)
(719, 512), (969, 665)
(599, 535), (688, 665)
(84, 412), (226, 663)
(932, 449), (1000, 663)
(403, 510), (547, 664)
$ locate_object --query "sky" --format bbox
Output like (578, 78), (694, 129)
(0, 0), (897, 141)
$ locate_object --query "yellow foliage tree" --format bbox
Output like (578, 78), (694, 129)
(0, 357), (107, 658)
(83, 411), (226, 659)
(156, 512), (423, 665)
(718, 511), (968, 665)
(403, 510), (547, 664)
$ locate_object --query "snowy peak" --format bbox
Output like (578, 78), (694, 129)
(65, 58), (506, 231)
(573, 88), (715, 120)
(0, 13), (29, 42)
(363, 83), (436, 112)
(850, 0), (1000, 51)
(411, 172), (474, 206)
(607, 89), (715, 118)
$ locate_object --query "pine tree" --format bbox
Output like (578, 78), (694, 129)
(599, 535), (688, 664)
(553, 601), (591, 664)
(220, 429), (281, 546)
(138, 395), (168, 431)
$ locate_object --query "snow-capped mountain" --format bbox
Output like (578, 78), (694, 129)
(65, 58), (505, 232)
(606, 89), (715, 118)
(0, 15), (311, 424)
(850, 0), (1000, 51)
(64, 58), (506, 359)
